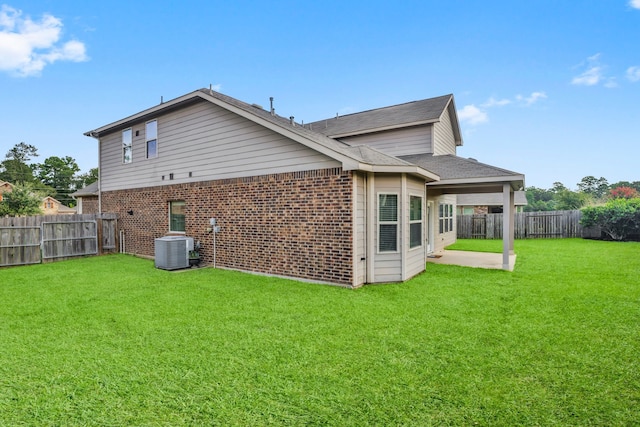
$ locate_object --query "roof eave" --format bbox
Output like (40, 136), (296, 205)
(84, 90), (206, 137)
(443, 96), (464, 146)
(350, 163), (440, 181)
(428, 174), (525, 191)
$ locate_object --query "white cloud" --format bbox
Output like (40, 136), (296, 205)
(572, 65), (603, 86)
(0, 5), (88, 76)
(516, 91), (548, 106)
(627, 66), (640, 82)
(481, 97), (511, 107)
(458, 104), (488, 125)
(570, 53), (621, 88)
(630, 0), (640, 9)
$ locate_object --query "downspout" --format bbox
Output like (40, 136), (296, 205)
(97, 139), (102, 214)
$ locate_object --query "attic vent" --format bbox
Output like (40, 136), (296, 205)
(251, 103), (264, 110)
(468, 157), (478, 162)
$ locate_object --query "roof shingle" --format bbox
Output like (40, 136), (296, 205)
(307, 95), (453, 137)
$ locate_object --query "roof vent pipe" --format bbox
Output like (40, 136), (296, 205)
(289, 116), (295, 126)
(270, 97), (275, 115)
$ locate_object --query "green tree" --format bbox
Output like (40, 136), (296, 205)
(0, 183), (43, 216)
(33, 156), (81, 207)
(524, 186), (556, 211)
(74, 167), (99, 189)
(577, 176), (609, 199)
(556, 190), (588, 210)
(0, 142), (39, 184)
(551, 182), (568, 194)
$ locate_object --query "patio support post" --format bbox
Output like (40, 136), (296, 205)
(502, 183), (515, 270)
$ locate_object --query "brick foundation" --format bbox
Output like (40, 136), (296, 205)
(101, 168), (354, 285)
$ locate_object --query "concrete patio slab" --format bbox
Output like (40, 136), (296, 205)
(427, 250), (516, 271)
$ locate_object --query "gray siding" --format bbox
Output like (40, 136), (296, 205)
(338, 125), (433, 157)
(373, 174), (402, 282)
(433, 109), (457, 155)
(99, 101), (341, 192)
(405, 176), (427, 279)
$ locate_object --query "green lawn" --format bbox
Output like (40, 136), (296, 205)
(1, 239), (639, 426)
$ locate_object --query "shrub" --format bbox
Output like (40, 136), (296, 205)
(609, 186), (640, 199)
(581, 198), (640, 241)
(0, 183), (43, 216)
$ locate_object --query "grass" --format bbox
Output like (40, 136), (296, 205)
(0, 239), (639, 425)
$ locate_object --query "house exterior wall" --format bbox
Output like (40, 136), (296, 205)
(0, 182), (12, 201)
(405, 176), (427, 280)
(77, 196), (99, 214)
(373, 174), (403, 282)
(433, 109), (457, 155)
(41, 197), (60, 215)
(369, 174), (428, 283)
(337, 125), (433, 156)
(102, 167), (354, 286)
(99, 100), (341, 192)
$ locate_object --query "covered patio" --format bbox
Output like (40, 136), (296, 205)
(427, 250), (517, 271)
(400, 154), (525, 271)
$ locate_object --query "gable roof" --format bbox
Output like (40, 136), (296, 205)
(0, 180), (14, 190)
(85, 89), (439, 182)
(400, 154), (525, 191)
(306, 94), (462, 145)
(41, 196), (76, 212)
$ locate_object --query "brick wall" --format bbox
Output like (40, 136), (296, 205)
(80, 197), (99, 214)
(101, 168), (354, 285)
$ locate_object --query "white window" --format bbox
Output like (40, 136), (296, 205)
(409, 195), (422, 248)
(146, 120), (158, 159)
(122, 128), (132, 164)
(169, 201), (185, 233)
(378, 194), (398, 252)
(439, 203), (454, 234)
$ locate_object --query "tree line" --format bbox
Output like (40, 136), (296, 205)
(525, 177), (640, 241)
(0, 142), (98, 215)
(525, 176), (640, 211)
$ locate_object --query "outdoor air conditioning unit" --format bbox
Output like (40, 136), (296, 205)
(154, 236), (194, 270)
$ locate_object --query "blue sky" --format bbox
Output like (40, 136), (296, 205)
(1, 0), (639, 189)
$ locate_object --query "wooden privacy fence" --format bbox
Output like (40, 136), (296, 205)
(0, 213), (117, 267)
(457, 210), (587, 239)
